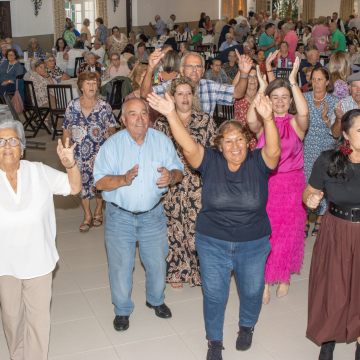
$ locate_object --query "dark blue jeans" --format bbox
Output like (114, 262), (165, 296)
(195, 232), (271, 341)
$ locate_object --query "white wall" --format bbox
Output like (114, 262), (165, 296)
(10, 0), (54, 37)
(314, 0), (339, 18)
(247, 0), (256, 15)
(107, 0), (126, 28)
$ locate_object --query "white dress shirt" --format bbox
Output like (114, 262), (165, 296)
(0, 161), (71, 279)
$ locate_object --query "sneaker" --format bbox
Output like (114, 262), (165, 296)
(206, 340), (224, 360)
(236, 326), (254, 351)
(319, 341), (335, 360)
(355, 341), (360, 360)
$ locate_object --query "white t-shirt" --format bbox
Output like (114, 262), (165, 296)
(67, 48), (85, 70)
(0, 161), (71, 279)
(234, 15), (250, 27)
(92, 47), (106, 64)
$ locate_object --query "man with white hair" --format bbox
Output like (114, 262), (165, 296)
(0, 43), (11, 64)
(214, 15), (228, 50)
(149, 15), (165, 39)
(234, 20), (251, 44)
(267, 12), (280, 28)
(234, 10), (250, 27)
(91, 39), (105, 64)
(5, 38), (23, 58)
(167, 14), (176, 30)
(282, 23), (298, 59)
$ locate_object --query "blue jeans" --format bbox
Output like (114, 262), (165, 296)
(195, 232), (271, 341)
(105, 202), (169, 316)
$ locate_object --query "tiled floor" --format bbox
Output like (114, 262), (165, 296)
(0, 131), (357, 360)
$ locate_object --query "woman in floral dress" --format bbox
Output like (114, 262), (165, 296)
(62, 71), (116, 232)
(154, 77), (217, 288)
(303, 66), (338, 236)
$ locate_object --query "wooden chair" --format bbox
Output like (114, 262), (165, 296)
(276, 67), (301, 84)
(23, 80), (51, 138)
(213, 104), (234, 126)
(194, 39), (203, 51)
(197, 44), (211, 52)
(0, 92), (5, 104)
(108, 80), (124, 126)
(73, 57), (85, 78)
(47, 84), (73, 140)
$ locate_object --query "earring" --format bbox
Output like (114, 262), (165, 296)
(21, 153), (24, 159)
(339, 139), (353, 156)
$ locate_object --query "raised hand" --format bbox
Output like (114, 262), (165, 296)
(334, 101), (344, 120)
(256, 64), (268, 91)
(236, 50), (253, 75)
(57, 138), (76, 168)
(125, 164), (139, 185)
(148, 48), (165, 70)
(289, 57), (300, 83)
(156, 167), (172, 187)
(147, 92), (175, 117)
(306, 191), (324, 209)
(320, 101), (329, 121)
(265, 50), (279, 67)
(254, 90), (273, 120)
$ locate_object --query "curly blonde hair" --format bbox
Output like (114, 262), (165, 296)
(165, 76), (202, 112)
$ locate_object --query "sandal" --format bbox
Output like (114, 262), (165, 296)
(305, 224), (309, 238)
(79, 220), (93, 232)
(171, 282), (183, 289)
(93, 214), (103, 227)
(312, 222), (321, 237)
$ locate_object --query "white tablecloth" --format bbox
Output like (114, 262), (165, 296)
(20, 59), (30, 72)
(151, 41), (164, 49)
(202, 36), (214, 44)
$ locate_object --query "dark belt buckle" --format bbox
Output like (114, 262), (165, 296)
(351, 208), (360, 223)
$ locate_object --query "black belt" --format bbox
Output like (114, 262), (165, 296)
(110, 199), (162, 215)
(329, 202), (360, 223)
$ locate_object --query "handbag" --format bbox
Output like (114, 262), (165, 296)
(11, 79), (24, 113)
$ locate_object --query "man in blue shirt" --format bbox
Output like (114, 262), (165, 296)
(94, 98), (184, 332)
(5, 38), (23, 58)
(149, 15), (165, 39)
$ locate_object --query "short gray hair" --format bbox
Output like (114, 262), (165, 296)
(85, 51), (95, 61)
(243, 41), (253, 48)
(282, 23), (293, 31)
(80, 33), (88, 38)
(0, 119), (26, 150)
(221, 14), (228, 22)
(1, 43), (10, 50)
(180, 52), (205, 68)
(34, 59), (44, 70)
(44, 54), (55, 64)
(138, 28), (144, 34)
(30, 57), (40, 70)
(28, 37), (38, 47)
(121, 97), (149, 116)
(65, 21), (75, 30)
(127, 55), (138, 70)
(83, 18), (90, 25)
(225, 33), (233, 39)
(94, 38), (102, 45)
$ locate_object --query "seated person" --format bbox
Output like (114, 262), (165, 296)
(203, 58), (231, 84)
(0, 49), (25, 95)
(77, 52), (101, 76)
(135, 34), (150, 51)
(277, 40), (295, 64)
(92, 39), (106, 64)
(66, 40), (87, 76)
(348, 44), (360, 64)
(135, 42), (148, 62)
(5, 38), (23, 58)
(219, 33), (238, 51)
(24, 58), (39, 80)
(164, 32), (178, 51)
(189, 29), (203, 45)
(0, 43), (11, 64)
(234, 20), (251, 44)
(154, 50), (181, 83)
(54, 37), (70, 60)
(44, 54), (70, 81)
(222, 50), (239, 80)
(120, 44), (135, 65)
(295, 43), (306, 60)
(179, 42), (191, 58)
(80, 33), (90, 50)
(26, 38), (46, 58)
(300, 66), (314, 93)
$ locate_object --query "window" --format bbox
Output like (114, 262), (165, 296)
(65, 0), (95, 36)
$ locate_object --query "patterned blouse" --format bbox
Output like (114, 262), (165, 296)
(63, 30), (76, 49)
(26, 45), (46, 56)
(333, 79), (350, 100)
(56, 46), (71, 54)
(109, 34), (127, 54)
(46, 65), (64, 78)
(154, 72), (181, 84)
(77, 62), (101, 75)
(203, 69), (231, 84)
(96, 25), (108, 46)
(234, 97), (258, 151)
(222, 62), (238, 81)
(28, 72), (52, 107)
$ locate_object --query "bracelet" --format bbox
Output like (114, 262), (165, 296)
(240, 75), (249, 79)
(290, 83), (298, 87)
(65, 161), (77, 170)
(323, 117), (330, 124)
(169, 171), (175, 186)
(263, 116), (273, 122)
(266, 70), (273, 73)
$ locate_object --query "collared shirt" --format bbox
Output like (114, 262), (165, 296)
(329, 95), (359, 126)
(153, 79), (235, 116)
(331, 29), (346, 53)
(167, 18), (175, 30)
(12, 44), (23, 56)
(234, 16), (250, 27)
(284, 30), (298, 58)
(155, 19), (165, 36)
(234, 24), (250, 43)
(259, 32), (276, 58)
(93, 128), (184, 212)
(219, 40), (238, 51)
(203, 69), (231, 84)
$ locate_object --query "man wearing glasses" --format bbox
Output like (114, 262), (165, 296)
(140, 48), (252, 116)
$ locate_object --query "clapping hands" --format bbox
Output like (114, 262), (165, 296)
(254, 90), (273, 120)
(256, 65), (268, 91)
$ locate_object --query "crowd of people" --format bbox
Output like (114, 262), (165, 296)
(1, 8), (360, 360)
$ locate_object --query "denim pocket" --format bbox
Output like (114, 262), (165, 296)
(148, 203), (164, 219)
(106, 202), (118, 217)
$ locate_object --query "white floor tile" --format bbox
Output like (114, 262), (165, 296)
(52, 270), (81, 295)
(277, 279), (309, 311)
(49, 348), (121, 359)
(71, 264), (110, 290)
(56, 230), (104, 251)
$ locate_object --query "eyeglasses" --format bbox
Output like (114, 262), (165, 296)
(248, 75), (257, 79)
(0, 137), (21, 147)
(183, 65), (203, 70)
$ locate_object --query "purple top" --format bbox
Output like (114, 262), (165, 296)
(333, 79), (350, 100)
(257, 114), (304, 174)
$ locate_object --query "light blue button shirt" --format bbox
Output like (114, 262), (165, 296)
(93, 128), (184, 212)
(12, 44), (23, 56)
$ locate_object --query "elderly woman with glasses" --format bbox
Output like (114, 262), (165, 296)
(63, 21), (77, 49)
(26, 38), (46, 58)
(153, 77), (217, 289)
(77, 51), (101, 76)
(44, 54), (70, 81)
(222, 50), (239, 80)
(62, 71), (116, 232)
(0, 118), (82, 360)
(0, 49), (25, 96)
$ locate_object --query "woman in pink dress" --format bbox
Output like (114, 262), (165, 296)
(312, 16), (330, 53)
(247, 59), (309, 304)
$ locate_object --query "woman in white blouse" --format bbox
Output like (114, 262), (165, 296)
(0, 119), (81, 360)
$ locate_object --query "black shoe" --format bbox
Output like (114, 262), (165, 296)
(319, 341), (335, 360)
(236, 326), (254, 351)
(355, 341), (360, 360)
(206, 340), (224, 360)
(113, 315), (129, 331)
(146, 301), (172, 318)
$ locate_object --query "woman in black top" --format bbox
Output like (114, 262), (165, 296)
(146, 64), (281, 359)
(218, 19), (238, 50)
(199, 12), (206, 29)
(303, 109), (360, 360)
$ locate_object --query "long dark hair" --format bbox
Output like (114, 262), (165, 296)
(326, 109), (360, 180)
(55, 37), (68, 51)
(121, 44), (135, 55)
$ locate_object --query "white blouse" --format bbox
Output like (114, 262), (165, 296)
(0, 161), (71, 279)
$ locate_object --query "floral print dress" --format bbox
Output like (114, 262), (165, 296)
(333, 79), (350, 100)
(62, 98), (116, 199)
(303, 92), (338, 215)
(154, 110), (217, 286)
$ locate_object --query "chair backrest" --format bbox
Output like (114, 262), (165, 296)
(16, 74), (24, 80)
(197, 45), (210, 52)
(23, 80), (38, 109)
(275, 68), (292, 79)
(222, 105), (234, 120)
(109, 80), (124, 110)
(213, 104), (234, 125)
(74, 57), (85, 77)
(4, 92), (20, 120)
(47, 84), (73, 112)
(0, 92), (5, 104)
(194, 39), (203, 51)
(146, 47), (155, 55)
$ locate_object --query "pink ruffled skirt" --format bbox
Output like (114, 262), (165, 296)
(265, 169), (307, 284)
